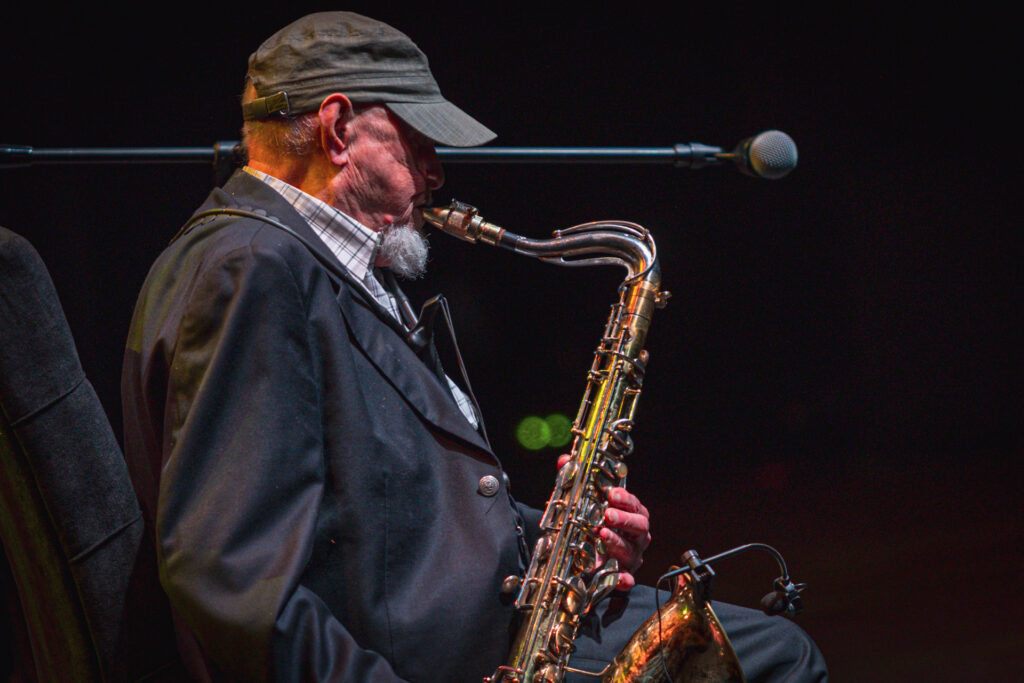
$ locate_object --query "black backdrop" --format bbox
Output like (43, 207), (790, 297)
(1, 5), (1017, 680)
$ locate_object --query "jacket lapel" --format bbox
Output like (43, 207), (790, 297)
(209, 171), (494, 459)
(334, 283), (494, 458)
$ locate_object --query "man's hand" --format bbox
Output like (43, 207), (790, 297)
(600, 486), (651, 590)
(557, 455), (651, 590)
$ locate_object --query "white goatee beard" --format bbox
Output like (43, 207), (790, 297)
(379, 223), (429, 280)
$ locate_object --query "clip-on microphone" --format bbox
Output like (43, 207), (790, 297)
(658, 542), (807, 618)
(759, 576), (807, 617)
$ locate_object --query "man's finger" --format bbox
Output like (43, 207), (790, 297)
(606, 487), (649, 518)
(599, 527), (645, 572)
(615, 571), (636, 591)
(604, 508), (651, 542)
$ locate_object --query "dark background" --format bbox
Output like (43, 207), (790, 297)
(1, 5), (1018, 680)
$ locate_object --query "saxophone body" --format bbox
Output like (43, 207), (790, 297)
(421, 202), (743, 683)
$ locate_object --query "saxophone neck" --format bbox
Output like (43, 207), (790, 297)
(420, 200), (661, 284)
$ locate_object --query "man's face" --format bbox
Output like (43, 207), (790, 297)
(339, 105), (444, 233)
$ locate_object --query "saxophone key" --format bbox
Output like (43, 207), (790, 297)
(501, 575), (523, 594)
(539, 499), (567, 531)
(547, 620), (578, 657)
(534, 662), (560, 683)
(513, 577), (542, 611)
(532, 535), (553, 562)
(557, 575), (588, 615)
(569, 541), (597, 573)
(578, 498), (606, 527)
(553, 457), (578, 490)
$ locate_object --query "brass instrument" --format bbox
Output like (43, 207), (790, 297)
(421, 202), (743, 683)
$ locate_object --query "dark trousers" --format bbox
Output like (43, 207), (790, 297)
(567, 585), (828, 682)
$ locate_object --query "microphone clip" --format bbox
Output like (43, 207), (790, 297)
(407, 294), (444, 352)
(679, 549), (716, 602)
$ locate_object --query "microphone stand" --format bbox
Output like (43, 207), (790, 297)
(0, 141), (728, 185)
(0, 141), (724, 168)
(2, 131), (796, 182)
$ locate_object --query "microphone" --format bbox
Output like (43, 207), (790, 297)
(760, 577), (806, 617)
(721, 130), (799, 179)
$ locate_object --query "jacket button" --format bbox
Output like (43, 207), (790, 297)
(478, 475), (500, 497)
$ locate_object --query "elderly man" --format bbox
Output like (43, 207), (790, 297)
(122, 11), (825, 682)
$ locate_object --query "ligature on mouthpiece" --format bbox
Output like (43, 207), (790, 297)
(420, 201), (506, 247)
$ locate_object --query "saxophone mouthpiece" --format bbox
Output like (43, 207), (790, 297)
(420, 200), (506, 247)
(419, 205), (456, 233)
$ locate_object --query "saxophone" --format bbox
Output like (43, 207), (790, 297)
(421, 202), (744, 683)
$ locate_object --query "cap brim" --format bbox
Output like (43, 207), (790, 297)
(387, 100), (496, 147)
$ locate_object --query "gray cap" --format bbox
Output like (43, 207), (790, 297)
(243, 12), (496, 147)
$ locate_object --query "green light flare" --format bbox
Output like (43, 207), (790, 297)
(515, 415), (551, 450)
(545, 413), (572, 448)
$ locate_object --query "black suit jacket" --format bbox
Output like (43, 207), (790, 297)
(122, 171), (532, 682)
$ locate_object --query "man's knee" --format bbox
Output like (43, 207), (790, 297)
(712, 601), (827, 682)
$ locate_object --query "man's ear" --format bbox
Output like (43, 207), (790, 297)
(318, 93), (355, 167)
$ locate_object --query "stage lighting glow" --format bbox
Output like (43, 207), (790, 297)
(515, 416), (551, 450)
(545, 413), (572, 448)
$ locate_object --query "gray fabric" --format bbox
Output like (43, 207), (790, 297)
(0, 229), (82, 424)
(0, 409), (102, 681)
(0, 226), (180, 681)
(243, 11), (496, 146)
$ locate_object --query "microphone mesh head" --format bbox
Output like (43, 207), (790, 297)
(749, 130), (798, 179)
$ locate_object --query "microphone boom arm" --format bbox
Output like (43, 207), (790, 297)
(1, 130), (796, 178)
(1, 142), (717, 166)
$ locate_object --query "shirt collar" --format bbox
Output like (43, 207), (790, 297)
(243, 166), (381, 282)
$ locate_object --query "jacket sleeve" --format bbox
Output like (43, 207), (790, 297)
(155, 238), (407, 682)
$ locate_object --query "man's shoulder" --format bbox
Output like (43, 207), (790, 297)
(130, 170), (357, 331)
(133, 205), (329, 328)
(173, 207), (313, 266)
(176, 172), (318, 265)
(155, 171), (325, 278)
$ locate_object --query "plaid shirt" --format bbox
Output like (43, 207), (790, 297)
(243, 167), (478, 429)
